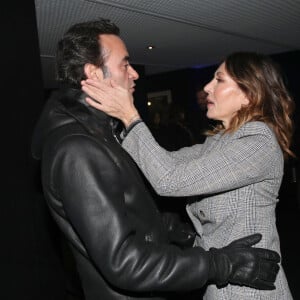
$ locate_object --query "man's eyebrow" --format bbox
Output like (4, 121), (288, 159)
(123, 55), (130, 62)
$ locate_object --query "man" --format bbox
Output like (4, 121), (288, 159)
(32, 19), (280, 300)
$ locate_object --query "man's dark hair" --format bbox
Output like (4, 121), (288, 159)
(56, 19), (120, 87)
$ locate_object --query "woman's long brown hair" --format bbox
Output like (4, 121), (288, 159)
(209, 52), (295, 159)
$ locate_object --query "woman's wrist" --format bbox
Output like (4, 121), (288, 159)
(123, 112), (141, 128)
(124, 118), (143, 136)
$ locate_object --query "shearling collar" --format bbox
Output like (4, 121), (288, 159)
(31, 87), (121, 159)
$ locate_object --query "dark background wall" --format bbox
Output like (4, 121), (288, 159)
(1, 1), (67, 299)
(2, 1), (298, 299)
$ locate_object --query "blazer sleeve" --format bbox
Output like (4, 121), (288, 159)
(168, 142), (207, 161)
(122, 122), (282, 197)
(51, 134), (211, 292)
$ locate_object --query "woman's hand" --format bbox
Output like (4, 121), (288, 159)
(81, 79), (140, 128)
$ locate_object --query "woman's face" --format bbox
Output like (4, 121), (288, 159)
(203, 62), (249, 128)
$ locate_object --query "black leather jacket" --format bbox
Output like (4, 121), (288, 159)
(32, 88), (211, 300)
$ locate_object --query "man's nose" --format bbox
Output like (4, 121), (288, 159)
(128, 65), (139, 80)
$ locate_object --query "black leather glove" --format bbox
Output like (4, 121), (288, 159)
(208, 233), (280, 290)
(162, 212), (196, 248)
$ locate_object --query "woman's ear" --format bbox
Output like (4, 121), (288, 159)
(242, 95), (250, 106)
(240, 91), (250, 106)
(84, 63), (103, 80)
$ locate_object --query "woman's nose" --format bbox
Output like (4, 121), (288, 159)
(203, 79), (213, 93)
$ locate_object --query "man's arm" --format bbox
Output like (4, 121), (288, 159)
(161, 212), (196, 248)
(52, 135), (280, 292)
(53, 135), (211, 291)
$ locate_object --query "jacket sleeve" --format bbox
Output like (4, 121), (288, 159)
(52, 134), (210, 292)
(161, 212), (196, 248)
(122, 122), (283, 197)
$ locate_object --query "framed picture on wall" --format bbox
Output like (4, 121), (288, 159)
(147, 90), (172, 105)
(147, 90), (172, 126)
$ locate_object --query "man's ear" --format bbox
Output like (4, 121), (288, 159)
(84, 63), (103, 80)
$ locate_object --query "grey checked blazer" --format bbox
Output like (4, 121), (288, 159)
(123, 121), (293, 300)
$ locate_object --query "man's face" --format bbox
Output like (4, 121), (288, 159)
(99, 34), (139, 94)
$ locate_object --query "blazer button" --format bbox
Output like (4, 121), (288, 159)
(145, 233), (154, 242)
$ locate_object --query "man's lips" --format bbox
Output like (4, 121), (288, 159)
(206, 99), (215, 107)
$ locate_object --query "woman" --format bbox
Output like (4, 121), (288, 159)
(82, 52), (294, 299)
